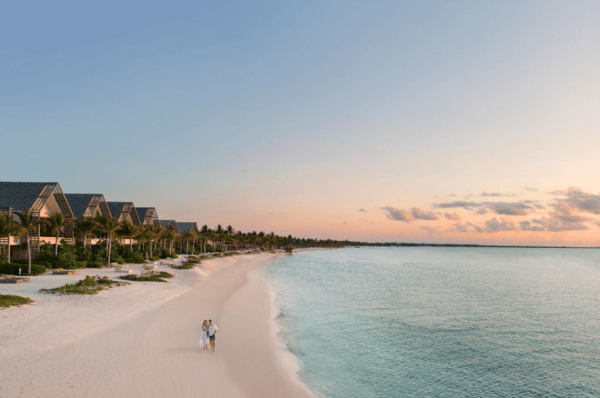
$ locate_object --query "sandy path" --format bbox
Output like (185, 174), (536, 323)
(0, 254), (312, 398)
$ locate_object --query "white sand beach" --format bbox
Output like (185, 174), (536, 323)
(0, 254), (313, 398)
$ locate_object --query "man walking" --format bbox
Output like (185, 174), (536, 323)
(208, 319), (218, 351)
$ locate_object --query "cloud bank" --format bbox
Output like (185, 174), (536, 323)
(381, 207), (439, 222)
(382, 187), (600, 235)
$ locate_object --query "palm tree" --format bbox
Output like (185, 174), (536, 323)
(75, 218), (97, 249)
(95, 215), (121, 266)
(0, 212), (19, 263)
(229, 235), (237, 252)
(163, 229), (178, 255)
(198, 235), (207, 254)
(13, 209), (40, 274)
(41, 212), (74, 255)
(214, 231), (224, 253)
(118, 221), (139, 251)
(189, 231), (199, 253)
(140, 227), (158, 258)
(182, 231), (193, 254)
(149, 225), (161, 251)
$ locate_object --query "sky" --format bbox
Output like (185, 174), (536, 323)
(1, 1), (600, 245)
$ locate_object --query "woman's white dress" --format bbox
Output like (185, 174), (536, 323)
(201, 327), (209, 348)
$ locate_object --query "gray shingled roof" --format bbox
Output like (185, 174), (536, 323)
(106, 202), (140, 225)
(159, 220), (177, 230)
(176, 222), (198, 233)
(135, 207), (153, 222)
(0, 182), (57, 211)
(106, 202), (128, 220)
(64, 194), (97, 219)
(136, 207), (148, 222)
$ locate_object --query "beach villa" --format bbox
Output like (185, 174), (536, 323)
(159, 220), (178, 231)
(0, 182), (76, 259)
(176, 222), (199, 234)
(136, 207), (160, 226)
(107, 202), (141, 226)
(64, 194), (111, 220)
(0, 183), (206, 261)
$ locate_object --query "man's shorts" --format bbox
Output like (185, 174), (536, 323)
(209, 334), (216, 341)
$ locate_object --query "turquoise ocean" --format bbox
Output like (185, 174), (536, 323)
(266, 247), (600, 397)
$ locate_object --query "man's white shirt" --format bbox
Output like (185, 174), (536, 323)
(209, 324), (218, 335)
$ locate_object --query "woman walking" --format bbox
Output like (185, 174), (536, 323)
(200, 320), (209, 350)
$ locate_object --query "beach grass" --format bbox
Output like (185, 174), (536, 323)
(119, 271), (174, 282)
(171, 263), (195, 269)
(40, 275), (130, 295)
(0, 294), (33, 308)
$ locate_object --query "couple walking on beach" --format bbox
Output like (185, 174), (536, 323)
(201, 319), (218, 351)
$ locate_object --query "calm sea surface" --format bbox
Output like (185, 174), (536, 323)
(266, 247), (600, 398)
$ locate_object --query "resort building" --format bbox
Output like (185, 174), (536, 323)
(106, 202), (141, 225)
(136, 207), (160, 226)
(176, 222), (199, 234)
(159, 220), (178, 231)
(64, 194), (111, 220)
(0, 182), (75, 259)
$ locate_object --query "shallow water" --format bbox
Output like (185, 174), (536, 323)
(266, 247), (600, 398)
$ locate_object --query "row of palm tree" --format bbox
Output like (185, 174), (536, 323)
(2, 210), (366, 271)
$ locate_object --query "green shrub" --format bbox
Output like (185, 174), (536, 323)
(171, 263), (194, 269)
(150, 255), (160, 261)
(0, 263), (46, 276)
(76, 261), (87, 268)
(40, 275), (130, 295)
(120, 271), (174, 283)
(32, 262), (53, 270)
(57, 252), (79, 269)
(0, 294), (33, 308)
(112, 255), (125, 265)
(124, 252), (145, 264)
(155, 248), (170, 259)
(87, 261), (105, 269)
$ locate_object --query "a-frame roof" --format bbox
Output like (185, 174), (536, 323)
(64, 194), (110, 220)
(176, 222), (198, 233)
(0, 182), (57, 211)
(0, 182), (74, 217)
(136, 207), (160, 226)
(106, 202), (125, 219)
(106, 202), (141, 225)
(159, 220), (178, 231)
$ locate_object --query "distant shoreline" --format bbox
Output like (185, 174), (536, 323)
(367, 243), (600, 249)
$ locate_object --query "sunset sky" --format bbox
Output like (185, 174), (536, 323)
(2, 1), (600, 245)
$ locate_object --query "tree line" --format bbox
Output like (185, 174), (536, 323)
(0, 210), (368, 273)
